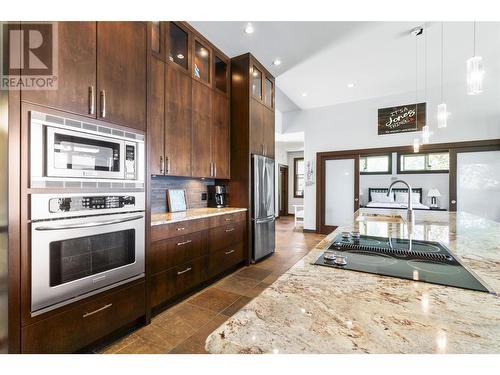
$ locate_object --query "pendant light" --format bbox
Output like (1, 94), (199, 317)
(411, 26), (424, 153)
(437, 22), (449, 128)
(413, 138), (420, 153)
(466, 22), (484, 95)
(421, 23), (430, 144)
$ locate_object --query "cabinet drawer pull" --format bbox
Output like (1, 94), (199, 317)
(225, 249), (235, 255)
(88, 85), (95, 115)
(225, 228), (235, 233)
(177, 267), (192, 275)
(82, 303), (112, 318)
(224, 217), (232, 222)
(100, 90), (106, 118)
(166, 156), (170, 174)
(214, 162), (217, 177)
(177, 239), (192, 246)
(176, 227), (185, 231)
(160, 156), (164, 174)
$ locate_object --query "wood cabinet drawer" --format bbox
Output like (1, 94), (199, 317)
(22, 281), (145, 353)
(150, 231), (207, 274)
(208, 221), (245, 253)
(209, 211), (246, 227)
(208, 243), (244, 278)
(151, 218), (209, 242)
(150, 256), (208, 308)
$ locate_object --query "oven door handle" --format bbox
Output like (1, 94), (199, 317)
(34, 215), (144, 231)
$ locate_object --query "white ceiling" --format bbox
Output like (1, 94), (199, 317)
(189, 21), (500, 112)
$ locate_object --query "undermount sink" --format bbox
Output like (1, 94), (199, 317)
(356, 213), (405, 224)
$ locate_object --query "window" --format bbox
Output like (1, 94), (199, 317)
(398, 152), (449, 173)
(360, 154), (392, 174)
(294, 158), (305, 198)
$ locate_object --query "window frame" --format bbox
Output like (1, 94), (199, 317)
(359, 153), (392, 175)
(293, 157), (305, 198)
(397, 151), (450, 174)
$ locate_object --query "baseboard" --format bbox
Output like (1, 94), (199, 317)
(302, 229), (317, 233)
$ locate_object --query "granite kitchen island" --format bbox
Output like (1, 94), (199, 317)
(205, 209), (500, 354)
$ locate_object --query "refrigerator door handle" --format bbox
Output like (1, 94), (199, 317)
(255, 216), (275, 224)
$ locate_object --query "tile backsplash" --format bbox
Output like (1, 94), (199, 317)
(151, 176), (215, 214)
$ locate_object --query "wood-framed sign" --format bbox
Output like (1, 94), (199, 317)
(378, 102), (426, 135)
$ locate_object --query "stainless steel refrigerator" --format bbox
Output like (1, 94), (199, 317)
(252, 155), (275, 261)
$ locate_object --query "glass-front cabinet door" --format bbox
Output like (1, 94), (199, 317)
(214, 55), (228, 93)
(252, 66), (262, 100)
(169, 22), (189, 70)
(193, 39), (211, 83)
(264, 77), (274, 108)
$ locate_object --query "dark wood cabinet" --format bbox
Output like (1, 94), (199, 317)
(149, 57), (165, 175)
(22, 280), (145, 353)
(165, 67), (192, 176)
(21, 22), (97, 118)
(191, 80), (213, 177)
(97, 22), (147, 131)
(212, 92), (230, 179)
(250, 99), (265, 156)
(149, 212), (246, 309)
(263, 105), (275, 158)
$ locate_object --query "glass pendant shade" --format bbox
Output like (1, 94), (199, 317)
(421, 125), (430, 144)
(437, 103), (448, 128)
(413, 138), (420, 153)
(466, 55), (484, 95)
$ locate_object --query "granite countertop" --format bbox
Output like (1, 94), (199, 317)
(151, 207), (247, 226)
(206, 209), (500, 354)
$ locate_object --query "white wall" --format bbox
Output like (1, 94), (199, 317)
(284, 82), (500, 230)
(287, 151), (304, 214)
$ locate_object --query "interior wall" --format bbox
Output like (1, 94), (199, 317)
(287, 151), (304, 214)
(359, 153), (450, 209)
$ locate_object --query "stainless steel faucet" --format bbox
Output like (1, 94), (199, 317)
(387, 180), (415, 226)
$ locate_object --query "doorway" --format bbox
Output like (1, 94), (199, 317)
(278, 164), (289, 217)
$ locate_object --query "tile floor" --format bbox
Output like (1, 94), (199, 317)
(100, 216), (325, 354)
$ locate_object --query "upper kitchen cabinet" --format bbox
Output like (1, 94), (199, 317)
(193, 38), (211, 85)
(264, 77), (274, 109)
(148, 57), (165, 175)
(21, 22), (97, 118)
(191, 80), (213, 177)
(97, 22), (147, 131)
(251, 66), (263, 101)
(165, 67), (192, 177)
(168, 22), (190, 71)
(214, 54), (229, 94)
(212, 92), (230, 179)
(151, 21), (166, 61)
(230, 53), (275, 159)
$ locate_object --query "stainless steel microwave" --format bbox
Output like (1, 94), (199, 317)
(30, 111), (145, 189)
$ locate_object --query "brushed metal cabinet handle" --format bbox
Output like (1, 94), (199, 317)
(224, 217), (232, 222)
(177, 239), (192, 246)
(177, 267), (192, 275)
(83, 303), (112, 318)
(165, 156), (170, 174)
(176, 227), (185, 231)
(160, 156), (164, 174)
(225, 228), (235, 233)
(451, 200), (456, 204)
(100, 90), (106, 118)
(225, 249), (235, 255)
(88, 86), (95, 115)
(214, 162), (217, 177)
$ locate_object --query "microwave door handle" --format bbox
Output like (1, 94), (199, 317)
(34, 215), (143, 231)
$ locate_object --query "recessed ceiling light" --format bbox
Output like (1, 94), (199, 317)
(244, 23), (254, 34)
(301, 92), (307, 97)
(176, 53), (184, 59)
(347, 83), (355, 88)
(199, 48), (208, 57)
(272, 58), (281, 66)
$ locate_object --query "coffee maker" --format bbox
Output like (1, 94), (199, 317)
(208, 185), (227, 208)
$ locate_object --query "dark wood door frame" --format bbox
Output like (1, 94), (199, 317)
(317, 154), (360, 234)
(315, 139), (500, 234)
(278, 164), (289, 217)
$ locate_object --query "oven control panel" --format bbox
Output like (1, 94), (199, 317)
(49, 195), (136, 213)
